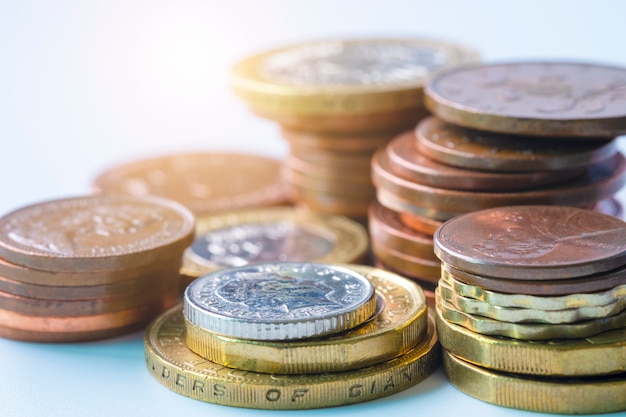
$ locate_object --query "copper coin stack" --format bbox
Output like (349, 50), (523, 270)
(0, 194), (194, 342)
(432, 205), (626, 414)
(231, 38), (479, 221)
(370, 61), (626, 296)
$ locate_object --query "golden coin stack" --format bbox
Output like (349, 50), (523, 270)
(145, 263), (440, 409)
(231, 38), (479, 221)
(433, 205), (626, 414)
(370, 62), (626, 296)
(0, 194), (194, 342)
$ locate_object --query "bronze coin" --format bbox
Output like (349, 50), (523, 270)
(283, 167), (376, 197)
(93, 153), (288, 215)
(288, 145), (375, 169)
(415, 116), (616, 171)
(399, 212), (442, 236)
(284, 155), (373, 185)
(0, 320), (146, 343)
(386, 130), (585, 191)
(434, 205), (626, 280)
(376, 259), (438, 311)
(371, 240), (440, 284)
(425, 61), (626, 138)
(376, 188), (461, 221)
(282, 126), (399, 153)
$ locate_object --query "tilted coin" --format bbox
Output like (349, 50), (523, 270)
(435, 307), (626, 376)
(282, 163), (376, 196)
(415, 116), (617, 172)
(182, 207), (368, 278)
(284, 155), (373, 185)
(436, 291), (626, 340)
(282, 126), (396, 153)
(184, 262), (376, 340)
(0, 194), (195, 272)
(443, 351), (626, 414)
(376, 187), (462, 222)
(434, 205), (626, 280)
(399, 211), (442, 237)
(425, 61), (626, 137)
(185, 265), (428, 374)
(287, 183), (372, 219)
(93, 153), (288, 215)
(371, 239), (441, 284)
(145, 304), (440, 409)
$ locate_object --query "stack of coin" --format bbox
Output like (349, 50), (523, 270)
(179, 206), (369, 289)
(370, 61), (626, 294)
(231, 38), (478, 221)
(0, 194), (194, 342)
(433, 205), (626, 414)
(145, 262), (440, 409)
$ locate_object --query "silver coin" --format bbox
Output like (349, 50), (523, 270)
(184, 262), (376, 340)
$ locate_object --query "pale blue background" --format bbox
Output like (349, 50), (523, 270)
(1, 1), (626, 416)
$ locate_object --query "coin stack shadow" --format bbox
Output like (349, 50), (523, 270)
(432, 205), (626, 414)
(0, 194), (194, 342)
(231, 38), (479, 222)
(144, 263), (440, 409)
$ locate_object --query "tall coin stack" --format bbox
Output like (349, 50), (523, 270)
(145, 262), (440, 409)
(0, 194), (194, 342)
(433, 205), (626, 414)
(231, 38), (479, 221)
(370, 62), (626, 298)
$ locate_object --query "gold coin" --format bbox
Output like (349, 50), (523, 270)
(185, 265), (427, 373)
(182, 207), (368, 278)
(145, 304), (440, 410)
(435, 307), (626, 376)
(436, 289), (626, 340)
(443, 350), (626, 414)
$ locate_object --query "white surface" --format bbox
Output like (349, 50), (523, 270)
(1, 1), (626, 416)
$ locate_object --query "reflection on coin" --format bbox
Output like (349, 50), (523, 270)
(185, 265), (427, 374)
(425, 61), (626, 137)
(443, 351), (626, 414)
(145, 305), (440, 409)
(434, 205), (626, 280)
(184, 263), (376, 340)
(371, 239), (440, 284)
(93, 153), (288, 215)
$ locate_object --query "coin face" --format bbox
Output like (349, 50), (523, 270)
(184, 262), (376, 340)
(425, 62), (626, 137)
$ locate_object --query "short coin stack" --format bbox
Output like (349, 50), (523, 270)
(145, 262), (439, 409)
(0, 194), (194, 342)
(231, 38), (478, 221)
(370, 61), (626, 296)
(433, 205), (626, 414)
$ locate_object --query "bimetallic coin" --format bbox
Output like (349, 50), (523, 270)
(443, 351), (626, 414)
(0, 194), (195, 272)
(425, 61), (626, 137)
(185, 265), (428, 374)
(145, 305), (440, 410)
(434, 205), (626, 280)
(436, 307), (626, 376)
(184, 263), (376, 341)
(93, 153), (288, 215)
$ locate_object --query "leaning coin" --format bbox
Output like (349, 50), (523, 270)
(436, 307), (626, 376)
(184, 262), (376, 340)
(425, 61), (626, 138)
(185, 265), (427, 374)
(443, 351), (626, 414)
(145, 305), (440, 409)
(371, 239), (441, 284)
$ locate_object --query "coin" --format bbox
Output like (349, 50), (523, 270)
(284, 155), (373, 185)
(288, 184), (373, 218)
(371, 239), (440, 284)
(0, 194), (195, 272)
(282, 126), (398, 153)
(435, 307), (626, 376)
(415, 116), (617, 171)
(145, 304), (440, 409)
(374, 260), (437, 310)
(386, 130), (585, 191)
(443, 351), (626, 414)
(185, 265), (428, 374)
(399, 212), (442, 237)
(182, 207), (368, 278)
(93, 153), (288, 215)
(434, 205), (626, 280)
(282, 163), (375, 195)
(425, 61), (626, 137)
(184, 263), (376, 341)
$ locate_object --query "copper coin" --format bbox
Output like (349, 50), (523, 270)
(0, 194), (195, 272)
(284, 155), (373, 185)
(0, 321), (146, 343)
(376, 188), (461, 221)
(375, 259), (437, 310)
(282, 126), (399, 153)
(371, 240), (440, 284)
(442, 262), (626, 296)
(399, 212), (442, 236)
(386, 130), (585, 191)
(290, 186), (372, 219)
(288, 145), (374, 169)
(425, 61), (626, 137)
(373, 148), (626, 218)
(93, 153), (288, 215)
(415, 116), (617, 172)
(283, 167), (376, 197)
(368, 202), (437, 261)
(434, 205), (626, 280)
